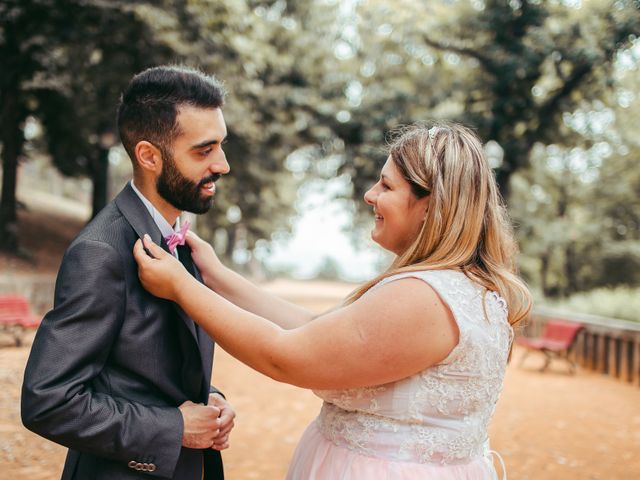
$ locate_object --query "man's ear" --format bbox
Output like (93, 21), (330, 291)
(135, 141), (162, 173)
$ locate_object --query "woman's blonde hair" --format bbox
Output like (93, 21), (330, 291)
(347, 122), (531, 327)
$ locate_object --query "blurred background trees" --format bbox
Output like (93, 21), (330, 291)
(1, 0), (639, 318)
(0, 0), (183, 251)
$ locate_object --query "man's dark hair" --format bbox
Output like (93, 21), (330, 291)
(117, 65), (226, 164)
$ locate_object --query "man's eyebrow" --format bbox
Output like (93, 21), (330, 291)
(191, 137), (226, 149)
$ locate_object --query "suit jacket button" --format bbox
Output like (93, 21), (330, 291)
(148, 463), (156, 472)
(128, 460), (137, 469)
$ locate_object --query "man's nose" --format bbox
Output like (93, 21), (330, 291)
(211, 152), (230, 175)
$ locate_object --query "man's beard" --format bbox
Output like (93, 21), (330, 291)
(156, 151), (219, 214)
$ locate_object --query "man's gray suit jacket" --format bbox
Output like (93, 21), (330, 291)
(21, 183), (224, 480)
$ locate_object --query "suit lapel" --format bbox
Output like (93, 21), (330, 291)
(115, 184), (214, 401)
(114, 183), (164, 250)
(115, 184), (199, 342)
(178, 245), (215, 400)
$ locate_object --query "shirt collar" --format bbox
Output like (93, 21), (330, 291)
(129, 180), (181, 238)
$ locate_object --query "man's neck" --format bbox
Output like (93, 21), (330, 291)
(131, 177), (181, 227)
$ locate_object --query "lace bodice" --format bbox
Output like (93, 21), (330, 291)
(313, 270), (512, 465)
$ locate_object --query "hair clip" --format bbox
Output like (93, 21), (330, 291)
(428, 127), (439, 140)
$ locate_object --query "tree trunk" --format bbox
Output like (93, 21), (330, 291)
(225, 226), (237, 263)
(91, 147), (110, 219)
(0, 92), (24, 252)
(564, 242), (577, 296)
(495, 167), (511, 201)
(540, 251), (551, 297)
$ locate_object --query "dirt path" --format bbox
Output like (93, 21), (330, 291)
(0, 190), (88, 275)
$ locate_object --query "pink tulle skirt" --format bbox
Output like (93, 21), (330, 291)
(286, 422), (499, 480)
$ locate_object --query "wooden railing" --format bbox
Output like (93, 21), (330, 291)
(520, 308), (640, 386)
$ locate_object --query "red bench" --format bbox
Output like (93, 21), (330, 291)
(0, 294), (41, 346)
(516, 320), (584, 374)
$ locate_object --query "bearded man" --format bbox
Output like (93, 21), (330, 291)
(22, 66), (235, 480)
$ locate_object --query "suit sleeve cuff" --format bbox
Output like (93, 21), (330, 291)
(139, 407), (184, 478)
(209, 386), (225, 399)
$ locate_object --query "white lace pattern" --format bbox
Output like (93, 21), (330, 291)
(314, 270), (512, 466)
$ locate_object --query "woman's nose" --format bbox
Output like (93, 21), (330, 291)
(364, 186), (376, 206)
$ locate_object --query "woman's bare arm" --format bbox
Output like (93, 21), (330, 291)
(186, 231), (322, 329)
(135, 236), (458, 390)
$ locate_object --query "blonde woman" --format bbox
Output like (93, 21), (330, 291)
(134, 123), (531, 479)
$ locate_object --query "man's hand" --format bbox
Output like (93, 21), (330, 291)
(179, 400), (222, 449)
(208, 393), (236, 451)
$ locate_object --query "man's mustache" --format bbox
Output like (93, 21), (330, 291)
(198, 174), (221, 187)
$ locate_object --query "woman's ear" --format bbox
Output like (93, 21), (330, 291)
(134, 141), (162, 173)
(421, 196), (431, 221)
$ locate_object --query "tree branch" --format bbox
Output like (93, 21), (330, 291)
(421, 34), (499, 74)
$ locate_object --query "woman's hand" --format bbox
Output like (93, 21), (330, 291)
(133, 234), (191, 301)
(185, 230), (224, 286)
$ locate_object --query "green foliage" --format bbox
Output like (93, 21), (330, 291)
(175, 0), (345, 262)
(315, 256), (341, 281)
(2, 0), (639, 288)
(0, 0), (187, 243)
(511, 34), (640, 295)
(38, 2), (181, 215)
(322, 0), (640, 294)
(542, 286), (640, 323)
(340, 0), (640, 219)
(1, 0), (346, 257)
(0, 0), (81, 249)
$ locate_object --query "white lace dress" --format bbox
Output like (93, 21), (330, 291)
(286, 270), (512, 480)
